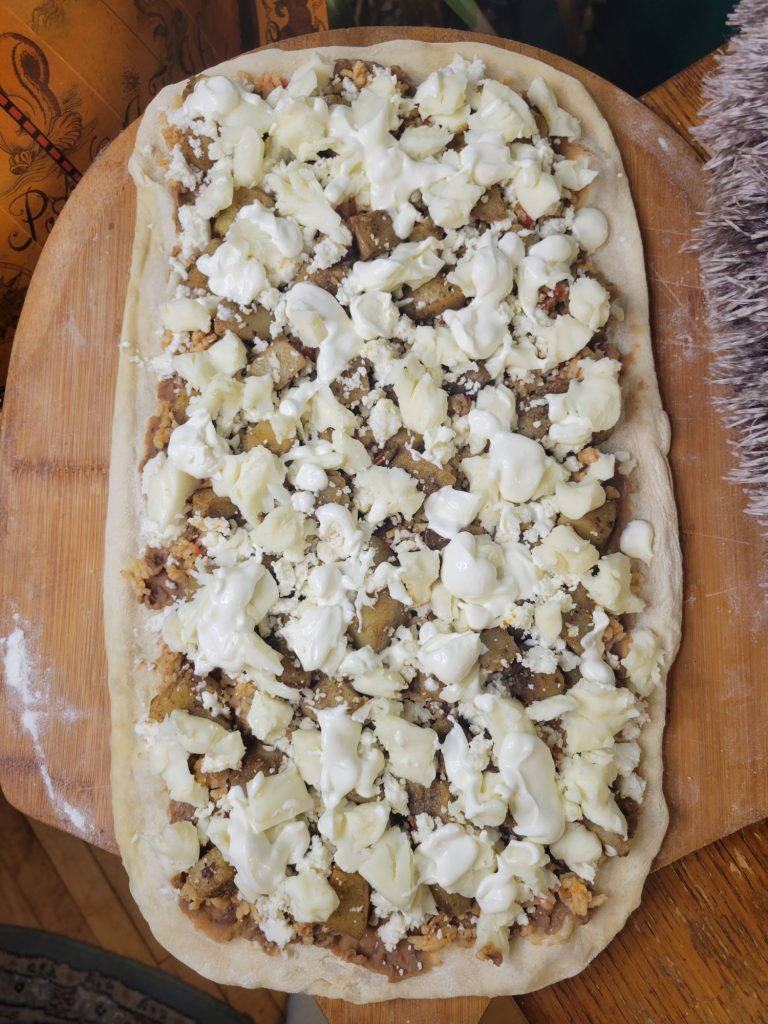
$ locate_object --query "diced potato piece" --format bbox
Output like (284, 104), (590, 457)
(326, 867), (370, 938)
(214, 302), (272, 342)
(213, 186), (274, 237)
(409, 217), (445, 243)
(431, 885), (474, 919)
(479, 628), (520, 673)
(349, 210), (399, 260)
(369, 534), (392, 569)
(515, 402), (550, 441)
(560, 498), (618, 551)
(316, 470), (353, 508)
(249, 339), (306, 389)
(180, 133), (212, 173)
(191, 487), (238, 519)
(402, 275), (466, 323)
(561, 583), (594, 655)
(182, 847), (234, 899)
(585, 820), (631, 857)
(504, 665), (565, 705)
(270, 635), (313, 689)
(149, 660), (196, 722)
(297, 260), (352, 296)
(241, 420), (293, 456)
(406, 778), (451, 820)
(471, 184), (507, 223)
(306, 676), (366, 720)
(228, 739), (284, 787)
(330, 357), (370, 405)
(392, 446), (457, 495)
(348, 594), (408, 653)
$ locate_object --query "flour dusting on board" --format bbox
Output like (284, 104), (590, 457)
(0, 616), (93, 836)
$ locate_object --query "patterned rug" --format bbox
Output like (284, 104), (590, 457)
(0, 927), (250, 1024)
(694, 0), (768, 534)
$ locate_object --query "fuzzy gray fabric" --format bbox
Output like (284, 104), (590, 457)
(693, 0), (768, 530)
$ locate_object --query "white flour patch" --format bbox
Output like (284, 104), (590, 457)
(0, 615), (92, 836)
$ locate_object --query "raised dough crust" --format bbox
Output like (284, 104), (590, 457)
(104, 39), (682, 1001)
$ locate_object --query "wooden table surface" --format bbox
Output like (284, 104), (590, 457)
(1, 36), (766, 1024)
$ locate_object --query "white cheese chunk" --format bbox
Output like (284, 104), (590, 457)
(359, 828), (418, 910)
(167, 407), (230, 479)
(145, 821), (200, 879)
(622, 628), (662, 696)
(582, 552), (645, 615)
(424, 486), (483, 539)
(247, 691), (294, 744)
(550, 823), (602, 881)
(160, 296), (213, 334)
(354, 465), (424, 525)
(283, 869), (339, 923)
(418, 623), (481, 687)
(173, 331), (247, 392)
(162, 560), (282, 678)
(620, 519), (655, 563)
(415, 823), (495, 898)
(374, 715), (438, 787)
(573, 207), (609, 252)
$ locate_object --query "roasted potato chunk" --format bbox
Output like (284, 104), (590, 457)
(241, 420), (294, 456)
(330, 357), (370, 405)
(402, 275), (466, 322)
(269, 635), (313, 689)
(296, 259), (352, 295)
(561, 498), (618, 551)
(409, 216), (444, 243)
(431, 885), (474, 919)
(191, 487), (238, 519)
(316, 470), (353, 508)
(348, 594), (409, 653)
(471, 184), (507, 223)
(392, 446), (457, 495)
(213, 186), (274, 237)
(180, 133), (212, 174)
(369, 534), (392, 569)
(515, 401), (550, 441)
(306, 676), (366, 720)
(349, 210), (399, 259)
(228, 739), (284, 786)
(561, 584), (595, 654)
(326, 868), (370, 939)
(585, 820), (631, 857)
(406, 778), (451, 820)
(183, 847), (234, 899)
(503, 665), (566, 705)
(249, 338), (306, 389)
(479, 628), (520, 673)
(213, 302), (272, 342)
(148, 663), (195, 720)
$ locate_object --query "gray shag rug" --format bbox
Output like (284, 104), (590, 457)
(693, 0), (768, 532)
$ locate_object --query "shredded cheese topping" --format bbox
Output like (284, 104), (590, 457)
(134, 53), (664, 960)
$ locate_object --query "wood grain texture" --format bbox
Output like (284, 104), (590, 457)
(641, 49), (724, 160)
(0, 26), (765, 1023)
(0, 788), (287, 1023)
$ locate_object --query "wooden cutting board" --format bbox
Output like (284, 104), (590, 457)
(0, 23), (765, 900)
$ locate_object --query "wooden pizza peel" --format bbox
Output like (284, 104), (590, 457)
(0, 27), (765, 1022)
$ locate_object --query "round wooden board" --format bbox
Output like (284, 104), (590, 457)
(0, 27), (766, 1010)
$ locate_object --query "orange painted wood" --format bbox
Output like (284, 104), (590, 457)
(0, 27), (765, 1019)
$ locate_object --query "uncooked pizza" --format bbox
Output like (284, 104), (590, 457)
(105, 40), (682, 1001)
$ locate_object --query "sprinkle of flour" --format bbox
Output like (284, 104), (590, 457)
(1, 616), (92, 835)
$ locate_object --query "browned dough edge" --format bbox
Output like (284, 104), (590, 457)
(104, 39), (683, 1002)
